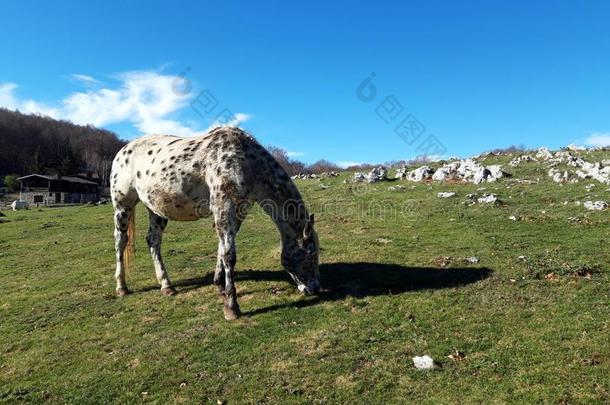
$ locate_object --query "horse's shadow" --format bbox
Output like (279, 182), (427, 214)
(168, 262), (492, 316)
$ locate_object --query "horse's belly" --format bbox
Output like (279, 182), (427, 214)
(142, 184), (211, 221)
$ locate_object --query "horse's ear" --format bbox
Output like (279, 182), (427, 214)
(303, 214), (315, 239)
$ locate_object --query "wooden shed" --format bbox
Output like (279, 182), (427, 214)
(18, 174), (100, 205)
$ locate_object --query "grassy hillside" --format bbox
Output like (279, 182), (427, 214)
(1, 151), (609, 403)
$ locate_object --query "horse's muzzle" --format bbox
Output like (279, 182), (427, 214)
(298, 280), (321, 295)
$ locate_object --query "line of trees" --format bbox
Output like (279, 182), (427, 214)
(266, 146), (344, 175)
(0, 108), (126, 186)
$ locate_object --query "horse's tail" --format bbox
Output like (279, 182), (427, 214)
(124, 209), (136, 273)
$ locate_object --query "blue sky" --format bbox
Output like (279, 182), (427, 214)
(2, 1), (610, 165)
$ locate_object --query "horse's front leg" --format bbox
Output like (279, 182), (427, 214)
(213, 197), (241, 320)
(113, 206), (134, 296)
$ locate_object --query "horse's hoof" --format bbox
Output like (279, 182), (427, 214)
(116, 287), (131, 297)
(161, 286), (177, 296)
(223, 306), (241, 321)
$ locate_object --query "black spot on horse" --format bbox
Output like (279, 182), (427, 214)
(137, 171), (141, 178)
(168, 139), (180, 146)
(148, 150), (153, 155)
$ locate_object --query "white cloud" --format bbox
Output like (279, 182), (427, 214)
(585, 132), (610, 147)
(71, 73), (102, 85)
(0, 70), (252, 137)
(0, 83), (18, 109)
(287, 151), (307, 157)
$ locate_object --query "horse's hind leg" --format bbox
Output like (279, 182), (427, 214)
(213, 244), (225, 294)
(147, 209), (176, 296)
(212, 194), (242, 320)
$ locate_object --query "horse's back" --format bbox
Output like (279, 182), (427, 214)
(110, 127), (278, 220)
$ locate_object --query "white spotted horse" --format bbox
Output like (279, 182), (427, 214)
(110, 127), (320, 320)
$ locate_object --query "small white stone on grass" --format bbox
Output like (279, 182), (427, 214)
(477, 194), (498, 204)
(466, 256), (479, 264)
(437, 192), (456, 198)
(508, 215), (517, 221)
(584, 201), (608, 211)
(412, 355), (435, 369)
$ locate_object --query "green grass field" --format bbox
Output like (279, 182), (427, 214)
(1, 153), (609, 403)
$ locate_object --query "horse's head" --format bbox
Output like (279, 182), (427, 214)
(282, 214), (320, 295)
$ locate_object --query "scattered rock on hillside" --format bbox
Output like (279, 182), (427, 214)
(437, 192), (456, 198)
(320, 171), (340, 178)
(397, 166), (434, 182)
(509, 155), (538, 167)
(398, 160), (508, 184)
(352, 172), (366, 182)
(388, 185), (406, 191)
(432, 159), (508, 184)
(583, 201), (608, 211)
(536, 147), (554, 160)
(477, 194), (499, 204)
(542, 150), (610, 184)
(353, 166), (388, 183)
(548, 168), (575, 183)
(292, 171), (340, 180)
(292, 173), (318, 180)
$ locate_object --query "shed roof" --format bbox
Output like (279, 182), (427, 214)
(18, 174), (99, 185)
